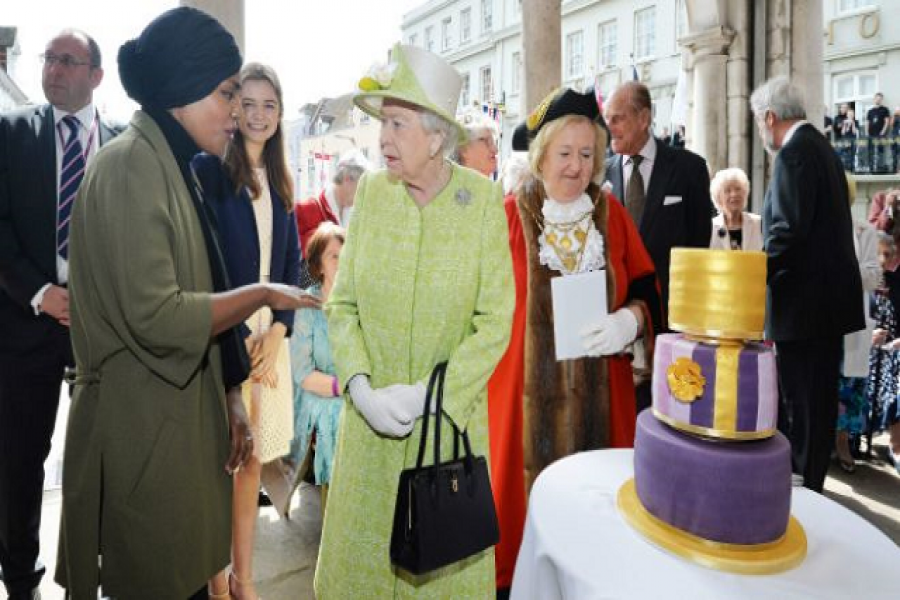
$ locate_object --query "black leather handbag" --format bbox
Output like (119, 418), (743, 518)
(389, 362), (500, 575)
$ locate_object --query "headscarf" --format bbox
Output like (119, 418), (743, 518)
(118, 6), (241, 109)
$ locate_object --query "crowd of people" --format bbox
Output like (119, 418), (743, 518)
(0, 6), (896, 600)
(829, 92), (900, 173)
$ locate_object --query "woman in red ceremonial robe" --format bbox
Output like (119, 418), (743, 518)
(508, 88), (663, 495)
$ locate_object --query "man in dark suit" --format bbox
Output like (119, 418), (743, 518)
(750, 76), (864, 493)
(0, 29), (118, 599)
(604, 81), (713, 314)
(604, 81), (713, 413)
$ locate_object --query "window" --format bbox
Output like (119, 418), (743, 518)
(442, 17), (453, 51)
(676, 0), (687, 40)
(598, 20), (617, 69)
(481, 0), (493, 33)
(839, 0), (875, 12)
(480, 65), (493, 102)
(460, 73), (471, 107)
(460, 8), (472, 43)
(408, 33), (418, 47)
(634, 7), (656, 60)
(833, 71), (878, 119)
(425, 26), (434, 52)
(566, 30), (584, 80)
(511, 51), (522, 94)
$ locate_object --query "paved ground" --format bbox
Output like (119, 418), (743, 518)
(3, 437), (897, 600)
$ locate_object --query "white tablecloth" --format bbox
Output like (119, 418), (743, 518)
(510, 449), (900, 599)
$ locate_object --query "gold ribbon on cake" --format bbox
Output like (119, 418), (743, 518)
(617, 479), (807, 575)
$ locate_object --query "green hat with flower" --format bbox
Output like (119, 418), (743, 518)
(354, 43), (467, 142)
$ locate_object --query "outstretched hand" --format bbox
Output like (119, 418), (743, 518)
(266, 283), (322, 311)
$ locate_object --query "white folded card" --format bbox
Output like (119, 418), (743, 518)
(663, 195), (683, 205)
(550, 270), (608, 361)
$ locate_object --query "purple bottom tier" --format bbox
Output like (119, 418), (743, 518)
(634, 410), (791, 545)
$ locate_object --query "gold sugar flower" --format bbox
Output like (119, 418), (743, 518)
(667, 357), (706, 403)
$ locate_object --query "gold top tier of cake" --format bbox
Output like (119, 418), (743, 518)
(668, 248), (767, 340)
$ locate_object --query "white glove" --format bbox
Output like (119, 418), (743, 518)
(581, 308), (639, 357)
(348, 375), (415, 437)
(381, 381), (430, 423)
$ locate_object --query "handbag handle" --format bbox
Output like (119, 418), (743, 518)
(414, 362), (475, 473)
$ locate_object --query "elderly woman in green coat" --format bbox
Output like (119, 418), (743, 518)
(315, 44), (514, 599)
(55, 9), (315, 600)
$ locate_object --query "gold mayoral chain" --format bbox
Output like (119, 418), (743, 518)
(543, 208), (595, 273)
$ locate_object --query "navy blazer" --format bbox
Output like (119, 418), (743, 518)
(606, 140), (714, 312)
(192, 153), (301, 337)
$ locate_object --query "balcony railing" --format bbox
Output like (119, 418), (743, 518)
(831, 133), (900, 175)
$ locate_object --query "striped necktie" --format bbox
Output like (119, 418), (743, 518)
(58, 115), (85, 260)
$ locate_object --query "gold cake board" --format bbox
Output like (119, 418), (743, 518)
(617, 478), (807, 575)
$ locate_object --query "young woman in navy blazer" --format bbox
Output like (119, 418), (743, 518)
(194, 62), (301, 600)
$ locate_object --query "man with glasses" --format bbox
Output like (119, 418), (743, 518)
(0, 29), (119, 600)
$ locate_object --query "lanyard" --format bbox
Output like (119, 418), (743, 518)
(57, 112), (99, 162)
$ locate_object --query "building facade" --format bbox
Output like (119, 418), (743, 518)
(401, 0), (688, 157)
(287, 96), (383, 202)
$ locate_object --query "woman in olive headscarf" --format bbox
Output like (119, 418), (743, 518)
(55, 8), (314, 599)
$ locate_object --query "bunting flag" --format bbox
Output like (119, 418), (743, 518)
(593, 74), (604, 113)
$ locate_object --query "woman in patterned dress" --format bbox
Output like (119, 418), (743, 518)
(869, 232), (900, 468)
(315, 43), (514, 598)
(195, 63), (301, 599)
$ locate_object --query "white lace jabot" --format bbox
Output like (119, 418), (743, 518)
(538, 193), (606, 275)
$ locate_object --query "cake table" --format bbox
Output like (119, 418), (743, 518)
(510, 449), (900, 600)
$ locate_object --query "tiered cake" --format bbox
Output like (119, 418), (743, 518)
(618, 249), (807, 574)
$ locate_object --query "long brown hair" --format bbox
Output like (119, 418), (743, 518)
(225, 62), (293, 210)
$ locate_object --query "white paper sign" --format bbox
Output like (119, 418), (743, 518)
(550, 270), (608, 361)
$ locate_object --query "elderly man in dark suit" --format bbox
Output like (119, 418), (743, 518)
(0, 29), (118, 599)
(604, 81), (714, 413)
(750, 76), (864, 493)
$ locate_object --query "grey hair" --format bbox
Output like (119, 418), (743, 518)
(709, 167), (750, 212)
(501, 152), (530, 196)
(333, 163), (365, 185)
(419, 110), (459, 157)
(749, 77), (806, 120)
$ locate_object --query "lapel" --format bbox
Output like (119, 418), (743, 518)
(98, 116), (117, 146)
(269, 187), (286, 280)
(641, 140), (677, 236)
(607, 155), (624, 203)
(32, 105), (59, 276)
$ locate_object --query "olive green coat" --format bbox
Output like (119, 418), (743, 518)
(56, 111), (231, 599)
(316, 165), (514, 599)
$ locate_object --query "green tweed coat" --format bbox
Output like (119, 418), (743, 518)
(316, 165), (514, 599)
(56, 111), (231, 599)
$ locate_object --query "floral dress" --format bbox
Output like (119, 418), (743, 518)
(866, 288), (899, 432)
(289, 283), (342, 484)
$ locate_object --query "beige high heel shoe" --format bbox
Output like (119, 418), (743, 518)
(229, 571), (261, 600)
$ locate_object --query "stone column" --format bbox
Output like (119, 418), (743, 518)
(522, 0), (560, 116)
(680, 27), (735, 176)
(790, 0), (824, 131)
(181, 0), (245, 54)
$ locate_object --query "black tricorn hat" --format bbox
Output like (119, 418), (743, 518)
(512, 86), (607, 151)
